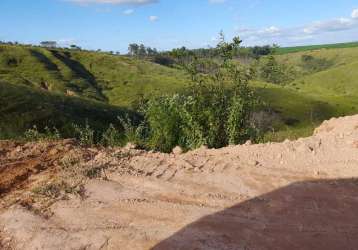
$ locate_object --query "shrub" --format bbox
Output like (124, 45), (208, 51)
(100, 124), (122, 147)
(142, 35), (258, 152)
(152, 54), (175, 67)
(258, 56), (296, 85)
(24, 125), (61, 141)
(72, 121), (94, 146)
(118, 115), (146, 147)
(301, 55), (333, 73)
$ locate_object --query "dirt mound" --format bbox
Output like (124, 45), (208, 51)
(1, 115), (358, 250)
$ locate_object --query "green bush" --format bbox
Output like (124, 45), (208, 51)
(100, 124), (122, 147)
(24, 125), (61, 141)
(142, 35), (258, 152)
(258, 56), (296, 84)
(301, 55), (333, 73)
(72, 121), (94, 146)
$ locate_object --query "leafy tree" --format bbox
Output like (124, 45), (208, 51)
(128, 43), (139, 56)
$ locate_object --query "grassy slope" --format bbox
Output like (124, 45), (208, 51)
(0, 44), (188, 107)
(0, 81), (136, 138)
(1, 43), (358, 142)
(276, 41), (358, 54)
(257, 46), (358, 141)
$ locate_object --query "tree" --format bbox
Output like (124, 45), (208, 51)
(143, 34), (258, 152)
(128, 43), (139, 56)
(138, 44), (147, 57)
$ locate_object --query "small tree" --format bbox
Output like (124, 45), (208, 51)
(128, 43), (139, 56)
(143, 34), (258, 152)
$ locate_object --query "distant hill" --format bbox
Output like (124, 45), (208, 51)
(276, 41), (358, 54)
(1, 43), (358, 141)
(0, 81), (136, 139)
(0, 44), (188, 107)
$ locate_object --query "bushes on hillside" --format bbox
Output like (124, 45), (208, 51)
(257, 56), (296, 85)
(141, 35), (258, 152)
(301, 55), (333, 73)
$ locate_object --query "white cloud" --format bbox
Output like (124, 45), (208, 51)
(237, 9), (358, 46)
(69, 0), (157, 5)
(352, 9), (358, 19)
(149, 15), (159, 22)
(262, 26), (280, 34)
(123, 9), (134, 15)
(303, 18), (355, 34)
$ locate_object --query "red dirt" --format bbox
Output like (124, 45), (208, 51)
(0, 115), (358, 249)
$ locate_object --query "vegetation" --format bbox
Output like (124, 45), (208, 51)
(1, 40), (358, 150)
(0, 44), (188, 107)
(275, 41), (358, 54)
(126, 35), (258, 152)
(0, 81), (137, 140)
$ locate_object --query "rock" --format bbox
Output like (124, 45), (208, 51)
(172, 146), (183, 155)
(125, 143), (136, 150)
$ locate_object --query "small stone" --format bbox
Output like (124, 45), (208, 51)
(48, 148), (59, 156)
(172, 146), (183, 155)
(125, 143), (136, 150)
(245, 140), (252, 146)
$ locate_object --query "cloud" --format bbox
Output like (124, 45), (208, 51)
(303, 18), (355, 34)
(352, 9), (358, 19)
(236, 9), (358, 45)
(68, 0), (157, 5)
(262, 26), (281, 35)
(149, 15), (159, 22)
(123, 9), (134, 15)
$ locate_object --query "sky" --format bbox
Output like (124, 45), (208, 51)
(1, 0), (358, 52)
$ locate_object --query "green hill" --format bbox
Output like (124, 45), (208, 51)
(276, 41), (358, 54)
(0, 81), (136, 139)
(1, 43), (358, 142)
(0, 44), (188, 107)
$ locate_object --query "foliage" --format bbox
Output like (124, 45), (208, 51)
(118, 114), (146, 147)
(72, 121), (95, 146)
(100, 124), (122, 147)
(142, 34), (258, 152)
(24, 125), (61, 141)
(251, 44), (279, 58)
(258, 56), (296, 85)
(300, 55), (333, 73)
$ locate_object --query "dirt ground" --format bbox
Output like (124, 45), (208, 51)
(1, 115), (358, 250)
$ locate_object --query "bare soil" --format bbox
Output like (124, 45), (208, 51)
(1, 115), (358, 250)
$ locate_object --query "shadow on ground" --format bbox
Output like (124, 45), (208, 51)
(153, 178), (358, 250)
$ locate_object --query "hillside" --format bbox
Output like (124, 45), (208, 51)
(1, 44), (358, 141)
(0, 44), (188, 107)
(257, 46), (358, 140)
(1, 115), (358, 249)
(276, 41), (358, 54)
(0, 81), (136, 139)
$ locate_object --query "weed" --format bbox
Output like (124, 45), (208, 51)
(72, 121), (94, 146)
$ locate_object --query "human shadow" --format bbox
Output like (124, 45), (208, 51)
(152, 178), (358, 250)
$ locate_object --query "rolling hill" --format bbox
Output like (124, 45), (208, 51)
(0, 44), (188, 107)
(1, 43), (358, 142)
(0, 81), (137, 139)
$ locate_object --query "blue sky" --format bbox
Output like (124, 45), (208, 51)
(1, 0), (358, 52)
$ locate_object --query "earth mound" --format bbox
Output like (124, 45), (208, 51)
(1, 115), (358, 249)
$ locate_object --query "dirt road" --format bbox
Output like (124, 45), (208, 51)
(1, 115), (358, 249)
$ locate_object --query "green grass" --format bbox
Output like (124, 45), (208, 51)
(0, 81), (136, 139)
(0, 44), (188, 107)
(276, 41), (358, 54)
(1, 43), (358, 143)
(292, 61), (358, 96)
